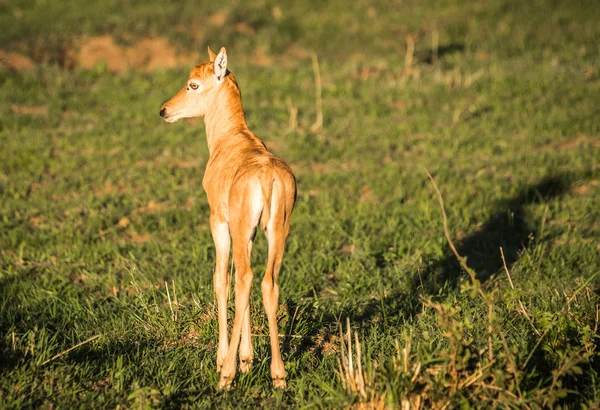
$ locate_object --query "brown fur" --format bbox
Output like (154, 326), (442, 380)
(160, 46), (296, 389)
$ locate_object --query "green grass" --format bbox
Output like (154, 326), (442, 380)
(1, 0), (599, 408)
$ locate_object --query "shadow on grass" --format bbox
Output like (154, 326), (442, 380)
(281, 173), (579, 361)
(61, 338), (215, 407)
(418, 173), (573, 293)
(418, 43), (465, 65)
(275, 172), (598, 407)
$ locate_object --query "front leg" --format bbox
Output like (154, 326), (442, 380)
(239, 303), (254, 373)
(210, 216), (231, 372)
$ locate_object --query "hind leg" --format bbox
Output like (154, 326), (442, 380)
(239, 240), (255, 373)
(262, 221), (289, 388)
(218, 204), (258, 389)
(210, 214), (230, 372)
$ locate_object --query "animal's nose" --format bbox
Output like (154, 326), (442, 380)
(159, 107), (166, 117)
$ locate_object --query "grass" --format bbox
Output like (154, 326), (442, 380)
(1, 0), (599, 407)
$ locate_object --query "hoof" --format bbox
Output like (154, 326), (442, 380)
(239, 358), (253, 374)
(216, 355), (224, 373)
(218, 375), (234, 390)
(216, 348), (228, 373)
(272, 377), (286, 389)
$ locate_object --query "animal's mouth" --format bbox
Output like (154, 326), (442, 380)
(162, 115), (178, 123)
(160, 107), (180, 123)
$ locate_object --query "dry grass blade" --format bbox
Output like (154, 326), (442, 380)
(424, 168), (482, 295)
(338, 319), (348, 390)
(458, 361), (495, 389)
(286, 97), (298, 131)
(355, 332), (366, 399)
(500, 247), (540, 336)
(337, 318), (367, 399)
(595, 303), (599, 334)
(405, 35), (415, 71)
(165, 281), (176, 322)
(40, 334), (101, 366)
(521, 330), (548, 371)
(288, 305), (299, 339)
(346, 317), (355, 391)
(310, 53), (323, 133)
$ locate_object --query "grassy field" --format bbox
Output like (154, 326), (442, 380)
(1, 0), (599, 408)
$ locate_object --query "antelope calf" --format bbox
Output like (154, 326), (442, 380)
(160, 46), (296, 389)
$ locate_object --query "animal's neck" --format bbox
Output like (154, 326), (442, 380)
(204, 79), (248, 155)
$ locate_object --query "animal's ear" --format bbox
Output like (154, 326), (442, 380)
(214, 47), (228, 83)
(207, 46), (217, 62)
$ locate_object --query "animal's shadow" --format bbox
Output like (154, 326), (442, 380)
(282, 173), (579, 362)
(419, 174), (572, 292)
(417, 42), (465, 65)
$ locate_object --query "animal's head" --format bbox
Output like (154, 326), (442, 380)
(160, 46), (229, 122)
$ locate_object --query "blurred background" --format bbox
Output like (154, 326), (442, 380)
(2, 0), (598, 74)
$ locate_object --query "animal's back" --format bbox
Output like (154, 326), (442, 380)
(228, 135), (296, 231)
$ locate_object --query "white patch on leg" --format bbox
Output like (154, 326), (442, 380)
(249, 182), (264, 234)
(212, 222), (230, 251)
(265, 180), (281, 242)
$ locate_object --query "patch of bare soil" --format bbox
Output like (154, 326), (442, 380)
(10, 105), (48, 116)
(78, 35), (125, 72)
(78, 35), (198, 73)
(555, 135), (600, 150)
(538, 135), (600, 152)
(0, 35), (198, 73)
(0, 50), (35, 70)
(1, 27), (314, 72)
(570, 180), (599, 196)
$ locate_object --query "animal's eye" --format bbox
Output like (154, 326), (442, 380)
(189, 82), (199, 90)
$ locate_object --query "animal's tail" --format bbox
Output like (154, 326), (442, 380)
(258, 165), (294, 232)
(258, 167), (275, 231)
